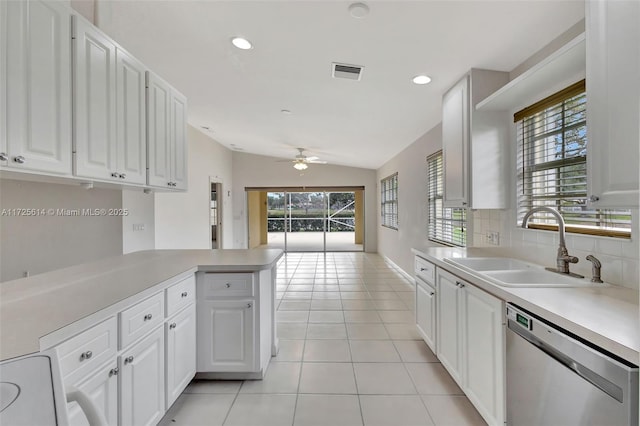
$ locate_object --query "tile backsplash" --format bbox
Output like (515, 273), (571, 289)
(471, 209), (639, 290)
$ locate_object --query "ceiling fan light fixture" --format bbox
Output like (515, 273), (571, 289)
(231, 37), (253, 50)
(293, 162), (308, 171)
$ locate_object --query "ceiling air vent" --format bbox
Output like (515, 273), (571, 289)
(332, 63), (364, 81)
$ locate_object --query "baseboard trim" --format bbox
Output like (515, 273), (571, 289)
(380, 254), (415, 284)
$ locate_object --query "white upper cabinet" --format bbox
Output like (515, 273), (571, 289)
(586, 0), (639, 208)
(73, 15), (147, 185)
(115, 48), (147, 184)
(442, 69), (509, 209)
(2, 0), (72, 175)
(73, 17), (117, 181)
(147, 71), (188, 190)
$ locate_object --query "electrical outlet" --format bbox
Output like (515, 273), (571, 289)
(486, 231), (500, 245)
(133, 223), (145, 232)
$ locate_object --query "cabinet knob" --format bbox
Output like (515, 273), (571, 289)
(108, 367), (119, 377)
(225, 283), (231, 288)
(420, 268), (427, 271)
(143, 313), (153, 321)
(0, 153), (8, 161)
(429, 292), (435, 296)
(111, 172), (119, 178)
(124, 356), (134, 364)
(79, 350), (93, 361)
(167, 182), (172, 187)
(181, 291), (188, 298)
(119, 173), (126, 179)
(13, 156), (25, 164)
(589, 195), (600, 202)
(455, 281), (465, 288)
(246, 303), (252, 309)
(169, 322), (177, 329)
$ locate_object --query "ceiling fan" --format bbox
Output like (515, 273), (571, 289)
(278, 148), (327, 170)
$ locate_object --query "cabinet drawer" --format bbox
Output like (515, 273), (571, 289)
(56, 317), (117, 380)
(200, 273), (254, 298)
(415, 257), (435, 285)
(119, 292), (164, 349)
(166, 275), (195, 317)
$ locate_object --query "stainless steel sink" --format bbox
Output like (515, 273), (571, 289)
(443, 257), (598, 287)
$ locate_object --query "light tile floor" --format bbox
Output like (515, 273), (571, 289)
(159, 252), (486, 426)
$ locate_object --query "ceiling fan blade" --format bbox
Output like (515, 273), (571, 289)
(306, 156), (320, 161)
(276, 159), (295, 163)
(308, 160), (327, 164)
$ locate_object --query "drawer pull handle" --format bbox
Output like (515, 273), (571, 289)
(169, 323), (177, 329)
(420, 268), (427, 271)
(225, 283), (231, 288)
(246, 303), (252, 309)
(429, 292), (435, 296)
(124, 356), (134, 364)
(111, 172), (119, 178)
(108, 367), (119, 377)
(181, 291), (188, 298)
(144, 313), (153, 321)
(79, 351), (93, 361)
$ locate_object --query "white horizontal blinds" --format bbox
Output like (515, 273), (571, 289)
(427, 151), (466, 247)
(381, 173), (398, 229)
(516, 80), (631, 237)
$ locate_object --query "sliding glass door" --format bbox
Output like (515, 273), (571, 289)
(264, 190), (363, 252)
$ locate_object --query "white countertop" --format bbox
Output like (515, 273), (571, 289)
(412, 246), (639, 365)
(0, 249), (283, 361)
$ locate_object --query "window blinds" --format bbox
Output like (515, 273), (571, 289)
(516, 81), (631, 237)
(427, 152), (466, 247)
(381, 173), (398, 229)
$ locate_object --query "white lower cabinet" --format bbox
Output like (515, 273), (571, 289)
(436, 269), (463, 384)
(119, 327), (165, 426)
(66, 360), (118, 426)
(197, 299), (255, 372)
(462, 283), (505, 426)
(415, 277), (436, 353)
(436, 268), (505, 426)
(166, 304), (196, 408)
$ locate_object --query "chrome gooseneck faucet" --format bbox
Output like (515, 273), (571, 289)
(521, 206), (583, 277)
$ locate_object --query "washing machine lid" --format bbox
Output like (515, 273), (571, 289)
(0, 355), (58, 425)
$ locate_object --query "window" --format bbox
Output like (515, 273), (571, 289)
(427, 151), (466, 246)
(381, 173), (398, 229)
(516, 80), (631, 238)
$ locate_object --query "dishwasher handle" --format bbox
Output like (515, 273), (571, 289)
(507, 319), (624, 403)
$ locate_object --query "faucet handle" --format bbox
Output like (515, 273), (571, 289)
(561, 255), (579, 264)
(586, 255), (603, 283)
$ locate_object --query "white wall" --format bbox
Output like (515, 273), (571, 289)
(122, 190), (155, 253)
(376, 125), (443, 274)
(0, 179), (122, 282)
(231, 152), (378, 252)
(155, 126), (233, 249)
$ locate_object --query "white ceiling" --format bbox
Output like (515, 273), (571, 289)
(96, 1), (584, 169)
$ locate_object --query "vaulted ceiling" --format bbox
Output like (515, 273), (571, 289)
(96, 1), (584, 169)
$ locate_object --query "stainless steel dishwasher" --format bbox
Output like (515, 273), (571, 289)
(506, 304), (638, 426)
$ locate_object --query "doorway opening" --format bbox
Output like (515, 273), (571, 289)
(210, 181), (222, 248)
(246, 187), (364, 252)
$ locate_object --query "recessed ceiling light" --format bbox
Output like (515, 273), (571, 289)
(348, 2), (370, 18)
(231, 37), (252, 50)
(412, 75), (432, 85)
(281, 109), (292, 115)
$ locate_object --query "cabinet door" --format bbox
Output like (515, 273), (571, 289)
(120, 327), (164, 426)
(416, 278), (436, 353)
(4, 0), (72, 175)
(586, 0), (639, 208)
(197, 299), (255, 372)
(442, 75), (469, 208)
(73, 17), (118, 181)
(146, 72), (171, 188)
(116, 48), (147, 185)
(170, 91), (188, 190)
(66, 361), (118, 426)
(166, 304), (196, 408)
(462, 284), (505, 426)
(436, 269), (462, 385)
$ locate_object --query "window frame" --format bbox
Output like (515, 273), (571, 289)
(427, 151), (467, 247)
(515, 80), (631, 239)
(380, 173), (398, 230)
